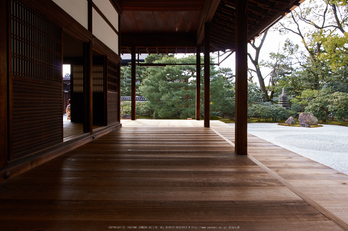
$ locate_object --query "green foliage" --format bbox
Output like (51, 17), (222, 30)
(120, 65), (145, 96)
(145, 54), (172, 63)
(136, 101), (153, 117)
(291, 89), (319, 109)
(327, 92), (348, 122)
(121, 101), (131, 116)
(305, 97), (330, 121)
(317, 33), (348, 70)
(210, 70), (235, 119)
(248, 103), (294, 122)
(248, 83), (264, 105)
(139, 56), (197, 119)
(121, 101), (153, 117)
(292, 87), (348, 122)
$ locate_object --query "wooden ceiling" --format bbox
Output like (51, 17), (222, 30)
(117, 0), (305, 54)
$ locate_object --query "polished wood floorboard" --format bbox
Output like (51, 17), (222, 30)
(0, 120), (346, 230)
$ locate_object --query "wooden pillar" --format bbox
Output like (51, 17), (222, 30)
(117, 62), (121, 123)
(196, 45), (201, 120)
(103, 56), (108, 126)
(87, 0), (92, 32)
(0, 0), (8, 169)
(204, 23), (210, 128)
(235, 0), (248, 155)
(117, 15), (121, 123)
(83, 41), (93, 133)
(131, 46), (136, 120)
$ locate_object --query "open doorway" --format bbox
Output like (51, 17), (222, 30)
(62, 32), (84, 139)
(62, 32), (109, 139)
(63, 64), (71, 121)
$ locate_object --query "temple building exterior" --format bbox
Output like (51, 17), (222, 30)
(1, 0), (304, 185)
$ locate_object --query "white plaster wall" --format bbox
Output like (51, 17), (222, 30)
(93, 0), (119, 31)
(92, 8), (119, 54)
(52, 0), (88, 29)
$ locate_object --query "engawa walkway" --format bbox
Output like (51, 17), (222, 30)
(0, 120), (347, 230)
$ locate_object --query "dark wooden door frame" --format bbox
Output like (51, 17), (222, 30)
(83, 42), (93, 133)
(0, 0), (9, 169)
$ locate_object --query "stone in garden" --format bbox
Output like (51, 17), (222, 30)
(300, 123), (310, 128)
(285, 116), (296, 125)
(299, 112), (318, 125)
(121, 114), (131, 119)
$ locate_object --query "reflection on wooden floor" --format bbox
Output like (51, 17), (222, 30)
(0, 120), (347, 230)
(63, 117), (102, 140)
(63, 119), (83, 138)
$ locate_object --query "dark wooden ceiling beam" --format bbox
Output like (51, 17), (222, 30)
(197, 0), (221, 44)
(121, 33), (197, 47)
(110, 0), (123, 14)
(118, 0), (205, 11)
(119, 0), (305, 53)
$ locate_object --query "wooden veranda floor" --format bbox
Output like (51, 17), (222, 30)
(1, 120), (348, 230)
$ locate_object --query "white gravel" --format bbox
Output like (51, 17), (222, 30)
(243, 123), (348, 175)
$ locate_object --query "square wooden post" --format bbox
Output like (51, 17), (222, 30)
(196, 45), (201, 120)
(235, 0), (248, 155)
(204, 23), (211, 128)
(83, 41), (93, 133)
(117, 62), (121, 123)
(131, 46), (136, 120)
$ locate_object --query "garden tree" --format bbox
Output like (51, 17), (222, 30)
(327, 91), (348, 122)
(299, 87), (348, 122)
(302, 87), (335, 121)
(290, 87), (348, 122)
(144, 54), (172, 63)
(139, 55), (198, 118)
(247, 83), (264, 105)
(290, 88), (329, 113)
(120, 54), (170, 96)
(262, 39), (297, 98)
(210, 68), (235, 119)
(248, 30), (271, 102)
(278, 0), (348, 90)
(325, 67), (348, 92)
(139, 55), (239, 119)
(120, 65), (145, 96)
(120, 66), (132, 96)
(298, 0), (348, 70)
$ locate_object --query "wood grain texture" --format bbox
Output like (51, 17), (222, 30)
(204, 22), (210, 128)
(0, 120), (344, 230)
(234, 0), (248, 155)
(211, 121), (348, 230)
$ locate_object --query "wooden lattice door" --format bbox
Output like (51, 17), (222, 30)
(10, 0), (63, 159)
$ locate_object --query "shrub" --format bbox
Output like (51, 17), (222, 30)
(248, 103), (294, 122)
(136, 101), (153, 117)
(327, 92), (348, 122)
(121, 101), (131, 116)
(121, 101), (154, 117)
